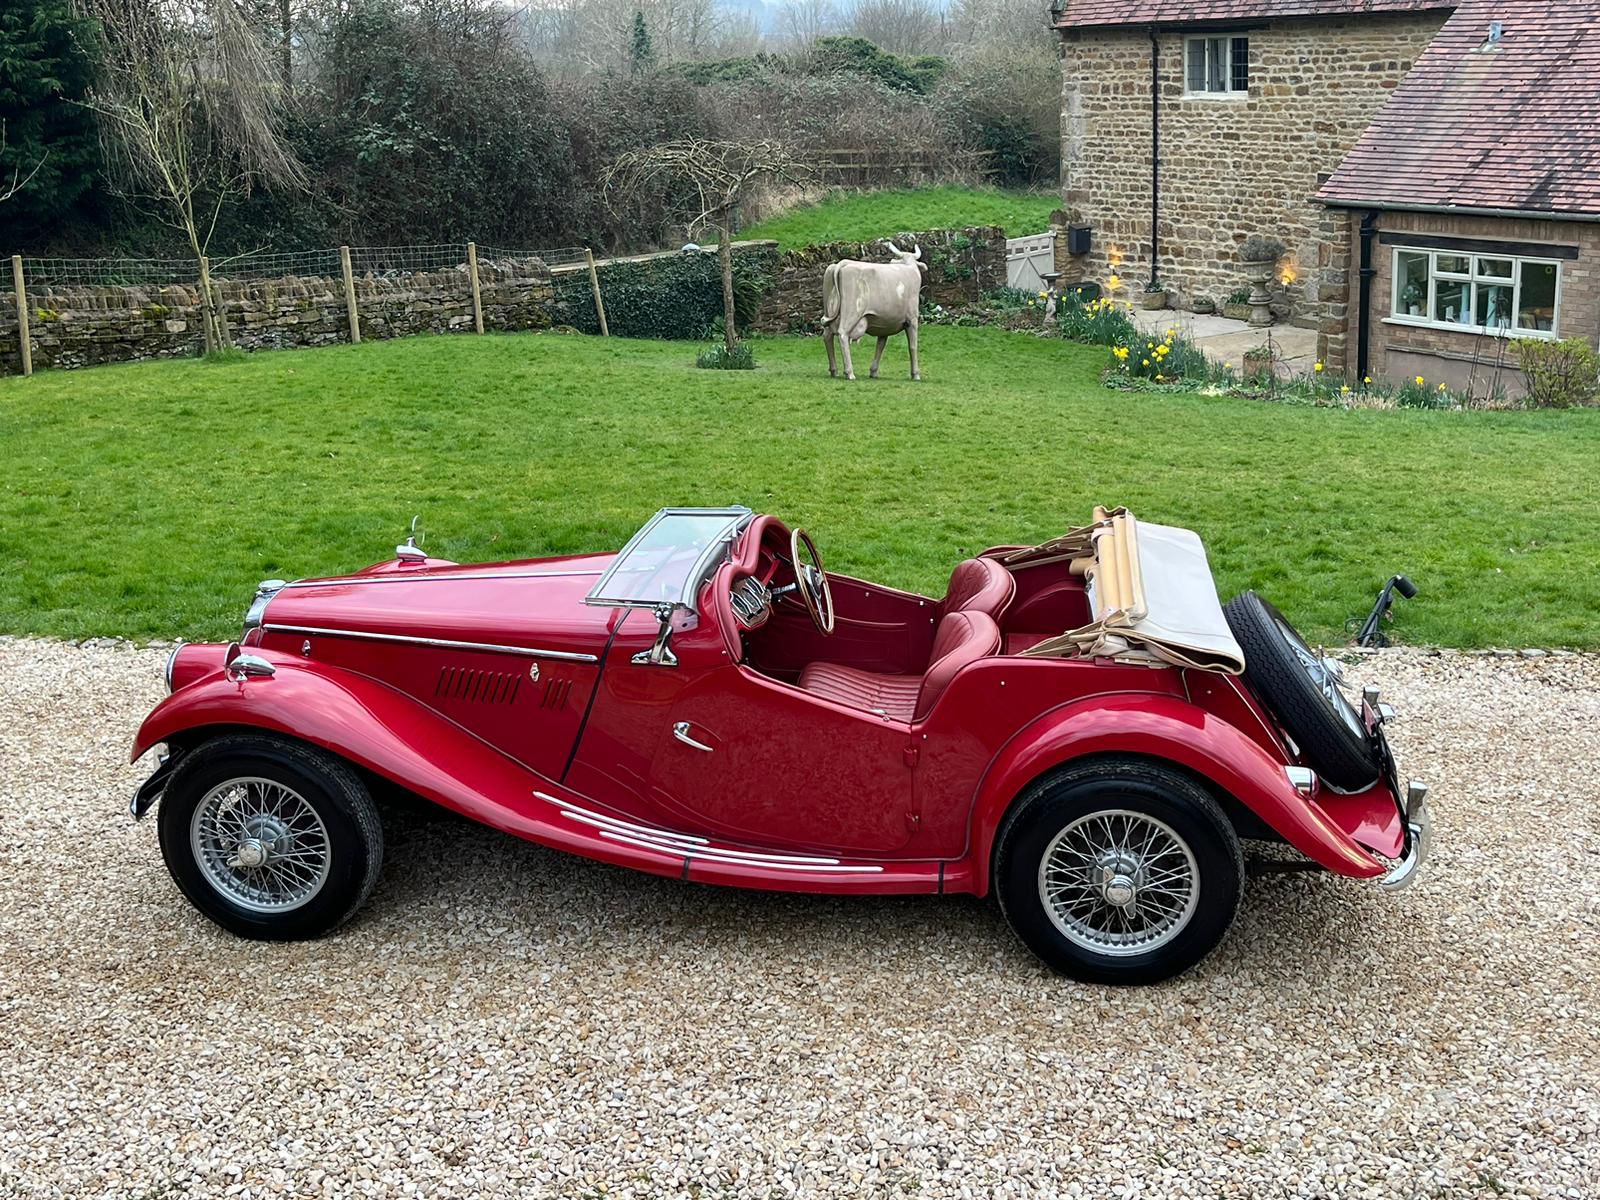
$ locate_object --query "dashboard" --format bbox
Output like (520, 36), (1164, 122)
(729, 575), (773, 629)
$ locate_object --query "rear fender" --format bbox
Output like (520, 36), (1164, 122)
(958, 693), (1386, 895)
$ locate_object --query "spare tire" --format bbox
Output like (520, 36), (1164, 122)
(1223, 592), (1381, 791)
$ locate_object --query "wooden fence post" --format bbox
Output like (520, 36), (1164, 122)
(585, 248), (609, 337)
(10, 256), (31, 377)
(197, 255), (216, 353)
(340, 245), (360, 344)
(467, 242), (484, 334)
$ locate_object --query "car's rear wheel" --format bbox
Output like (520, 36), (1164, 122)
(1223, 591), (1381, 791)
(156, 733), (383, 940)
(994, 758), (1244, 985)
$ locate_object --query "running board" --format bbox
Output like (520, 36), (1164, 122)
(541, 795), (885, 874)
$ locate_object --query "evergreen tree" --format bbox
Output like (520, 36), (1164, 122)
(0, 0), (102, 238)
(629, 12), (655, 74)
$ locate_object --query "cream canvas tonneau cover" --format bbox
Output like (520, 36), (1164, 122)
(998, 507), (1246, 674)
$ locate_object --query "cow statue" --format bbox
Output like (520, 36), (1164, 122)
(822, 242), (925, 381)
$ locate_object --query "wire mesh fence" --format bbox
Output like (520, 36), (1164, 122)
(3, 240), (608, 376)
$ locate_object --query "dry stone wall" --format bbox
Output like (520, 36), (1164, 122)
(0, 257), (556, 374)
(1052, 14), (1447, 330)
(753, 226), (1006, 333)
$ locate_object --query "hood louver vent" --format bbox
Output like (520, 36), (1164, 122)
(540, 678), (574, 710)
(435, 666), (522, 705)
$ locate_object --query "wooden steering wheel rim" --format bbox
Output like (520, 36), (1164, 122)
(791, 528), (835, 635)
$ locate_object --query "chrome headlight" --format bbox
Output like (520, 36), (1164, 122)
(243, 579), (287, 633)
(163, 643), (186, 694)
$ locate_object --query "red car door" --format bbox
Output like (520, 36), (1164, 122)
(647, 663), (917, 856)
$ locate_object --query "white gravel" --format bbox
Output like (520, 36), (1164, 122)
(2, 637), (1598, 1199)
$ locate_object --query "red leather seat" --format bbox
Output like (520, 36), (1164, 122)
(799, 611), (1001, 722)
(941, 557), (1015, 621)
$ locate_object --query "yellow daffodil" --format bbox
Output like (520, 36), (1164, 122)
(1314, 362), (1325, 373)
(1363, 376), (1373, 385)
(1438, 383), (1449, 392)
(1416, 376), (1426, 386)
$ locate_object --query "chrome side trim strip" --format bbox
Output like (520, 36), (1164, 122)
(596, 828), (885, 874)
(284, 569), (604, 589)
(543, 795), (710, 846)
(263, 625), (599, 663)
(545, 795), (866, 868)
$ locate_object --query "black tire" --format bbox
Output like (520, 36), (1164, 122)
(1223, 591), (1381, 791)
(156, 733), (384, 940)
(993, 758), (1244, 986)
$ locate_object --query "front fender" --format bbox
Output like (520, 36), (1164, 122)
(957, 693), (1386, 895)
(128, 651), (692, 881)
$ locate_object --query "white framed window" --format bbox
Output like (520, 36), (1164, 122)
(1184, 35), (1249, 97)
(1390, 247), (1562, 338)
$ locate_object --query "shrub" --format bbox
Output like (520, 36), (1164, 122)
(696, 341), (756, 369)
(1227, 288), (1252, 305)
(1238, 235), (1286, 263)
(553, 247), (775, 340)
(1057, 294), (1139, 346)
(1515, 337), (1600, 408)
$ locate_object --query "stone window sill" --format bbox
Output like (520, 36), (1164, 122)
(1382, 316), (1557, 341)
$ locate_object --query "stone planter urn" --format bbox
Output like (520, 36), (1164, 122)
(1241, 258), (1276, 326)
(1138, 288), (1168, 311)
(1237, 236), (1286, 328)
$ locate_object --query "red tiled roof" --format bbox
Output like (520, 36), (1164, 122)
(1054, 0), (1456, 30)
(1319, 0), (1600, 217)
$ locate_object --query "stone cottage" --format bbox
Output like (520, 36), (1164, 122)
(1050, 0), (1455, 326)
(1050, 0), (1600, 394)
(1316, 0), (1600, 392)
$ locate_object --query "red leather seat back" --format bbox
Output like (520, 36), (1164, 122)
(915, 611), (1001, 720)
(943, 558), (1015, 621)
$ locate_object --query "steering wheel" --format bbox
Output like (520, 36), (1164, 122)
(790, 528), (835, 635)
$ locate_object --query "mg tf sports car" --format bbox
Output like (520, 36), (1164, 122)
(130, 506), (1431, 985)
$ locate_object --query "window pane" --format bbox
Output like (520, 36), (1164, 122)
(1436, 254), (1471, 276)
(1517, 261), (1559, 331)
(1477, 282), (1513, 330)
(1187, 40), (1206, 92)
(1477, 257), (1514, 280)
(1395, 252), (1429, 316)
(1231, 38), (1249, 91)
(1207, 38), (1226, 92)
(1434, 278), (1471, 325)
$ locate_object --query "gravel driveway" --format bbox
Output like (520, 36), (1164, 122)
(2, 638), (1597, 1199)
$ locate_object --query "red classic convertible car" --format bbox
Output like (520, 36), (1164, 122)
(130, 506), (1430, 984)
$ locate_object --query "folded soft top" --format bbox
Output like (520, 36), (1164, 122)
(996, 507), (1246, 674)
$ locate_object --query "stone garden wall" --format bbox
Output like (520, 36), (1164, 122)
(0, 257), (557, 374)
(1, 230), (1004, 374)
(752, 226), (1007, 333)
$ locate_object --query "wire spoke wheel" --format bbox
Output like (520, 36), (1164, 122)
(1036, 808), (1200, 957)
(1276, 617), (1366, 741)
(190, 776), (331, 913)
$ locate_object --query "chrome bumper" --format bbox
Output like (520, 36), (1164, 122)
(1379, 782), (1432, 891)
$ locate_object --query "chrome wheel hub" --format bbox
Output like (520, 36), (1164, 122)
(191, 777), (331, 913)
(1038, 810), (1200, 957)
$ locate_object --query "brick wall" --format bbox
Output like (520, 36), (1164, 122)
(752, 226), (1006, 333)
(1338, 210), (1600, 396)
(1052, 14), (1446, 327)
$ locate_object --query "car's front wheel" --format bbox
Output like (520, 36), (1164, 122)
(993, 758), (1243, 985)
(156, 733), (384, 939)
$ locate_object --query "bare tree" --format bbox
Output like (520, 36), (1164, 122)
(604, 139), (807, 352)
(76, 0), (306, 350)
(0, 121), (47, 206)
(775, 0), (837, 50)
(843, 0), (944, 55)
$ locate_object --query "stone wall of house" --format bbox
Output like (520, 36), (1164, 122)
(0, 257), (558, 374)
(1331, 210), (1600, 396)
(752, 226), (1006, 333)
(1051, 14), (1448, 329)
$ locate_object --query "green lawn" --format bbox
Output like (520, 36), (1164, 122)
(741, 186), (1059, 249)
(2, 327), (1598, 648)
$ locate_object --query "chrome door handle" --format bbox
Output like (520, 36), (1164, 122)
(672, 722), (713, 752)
